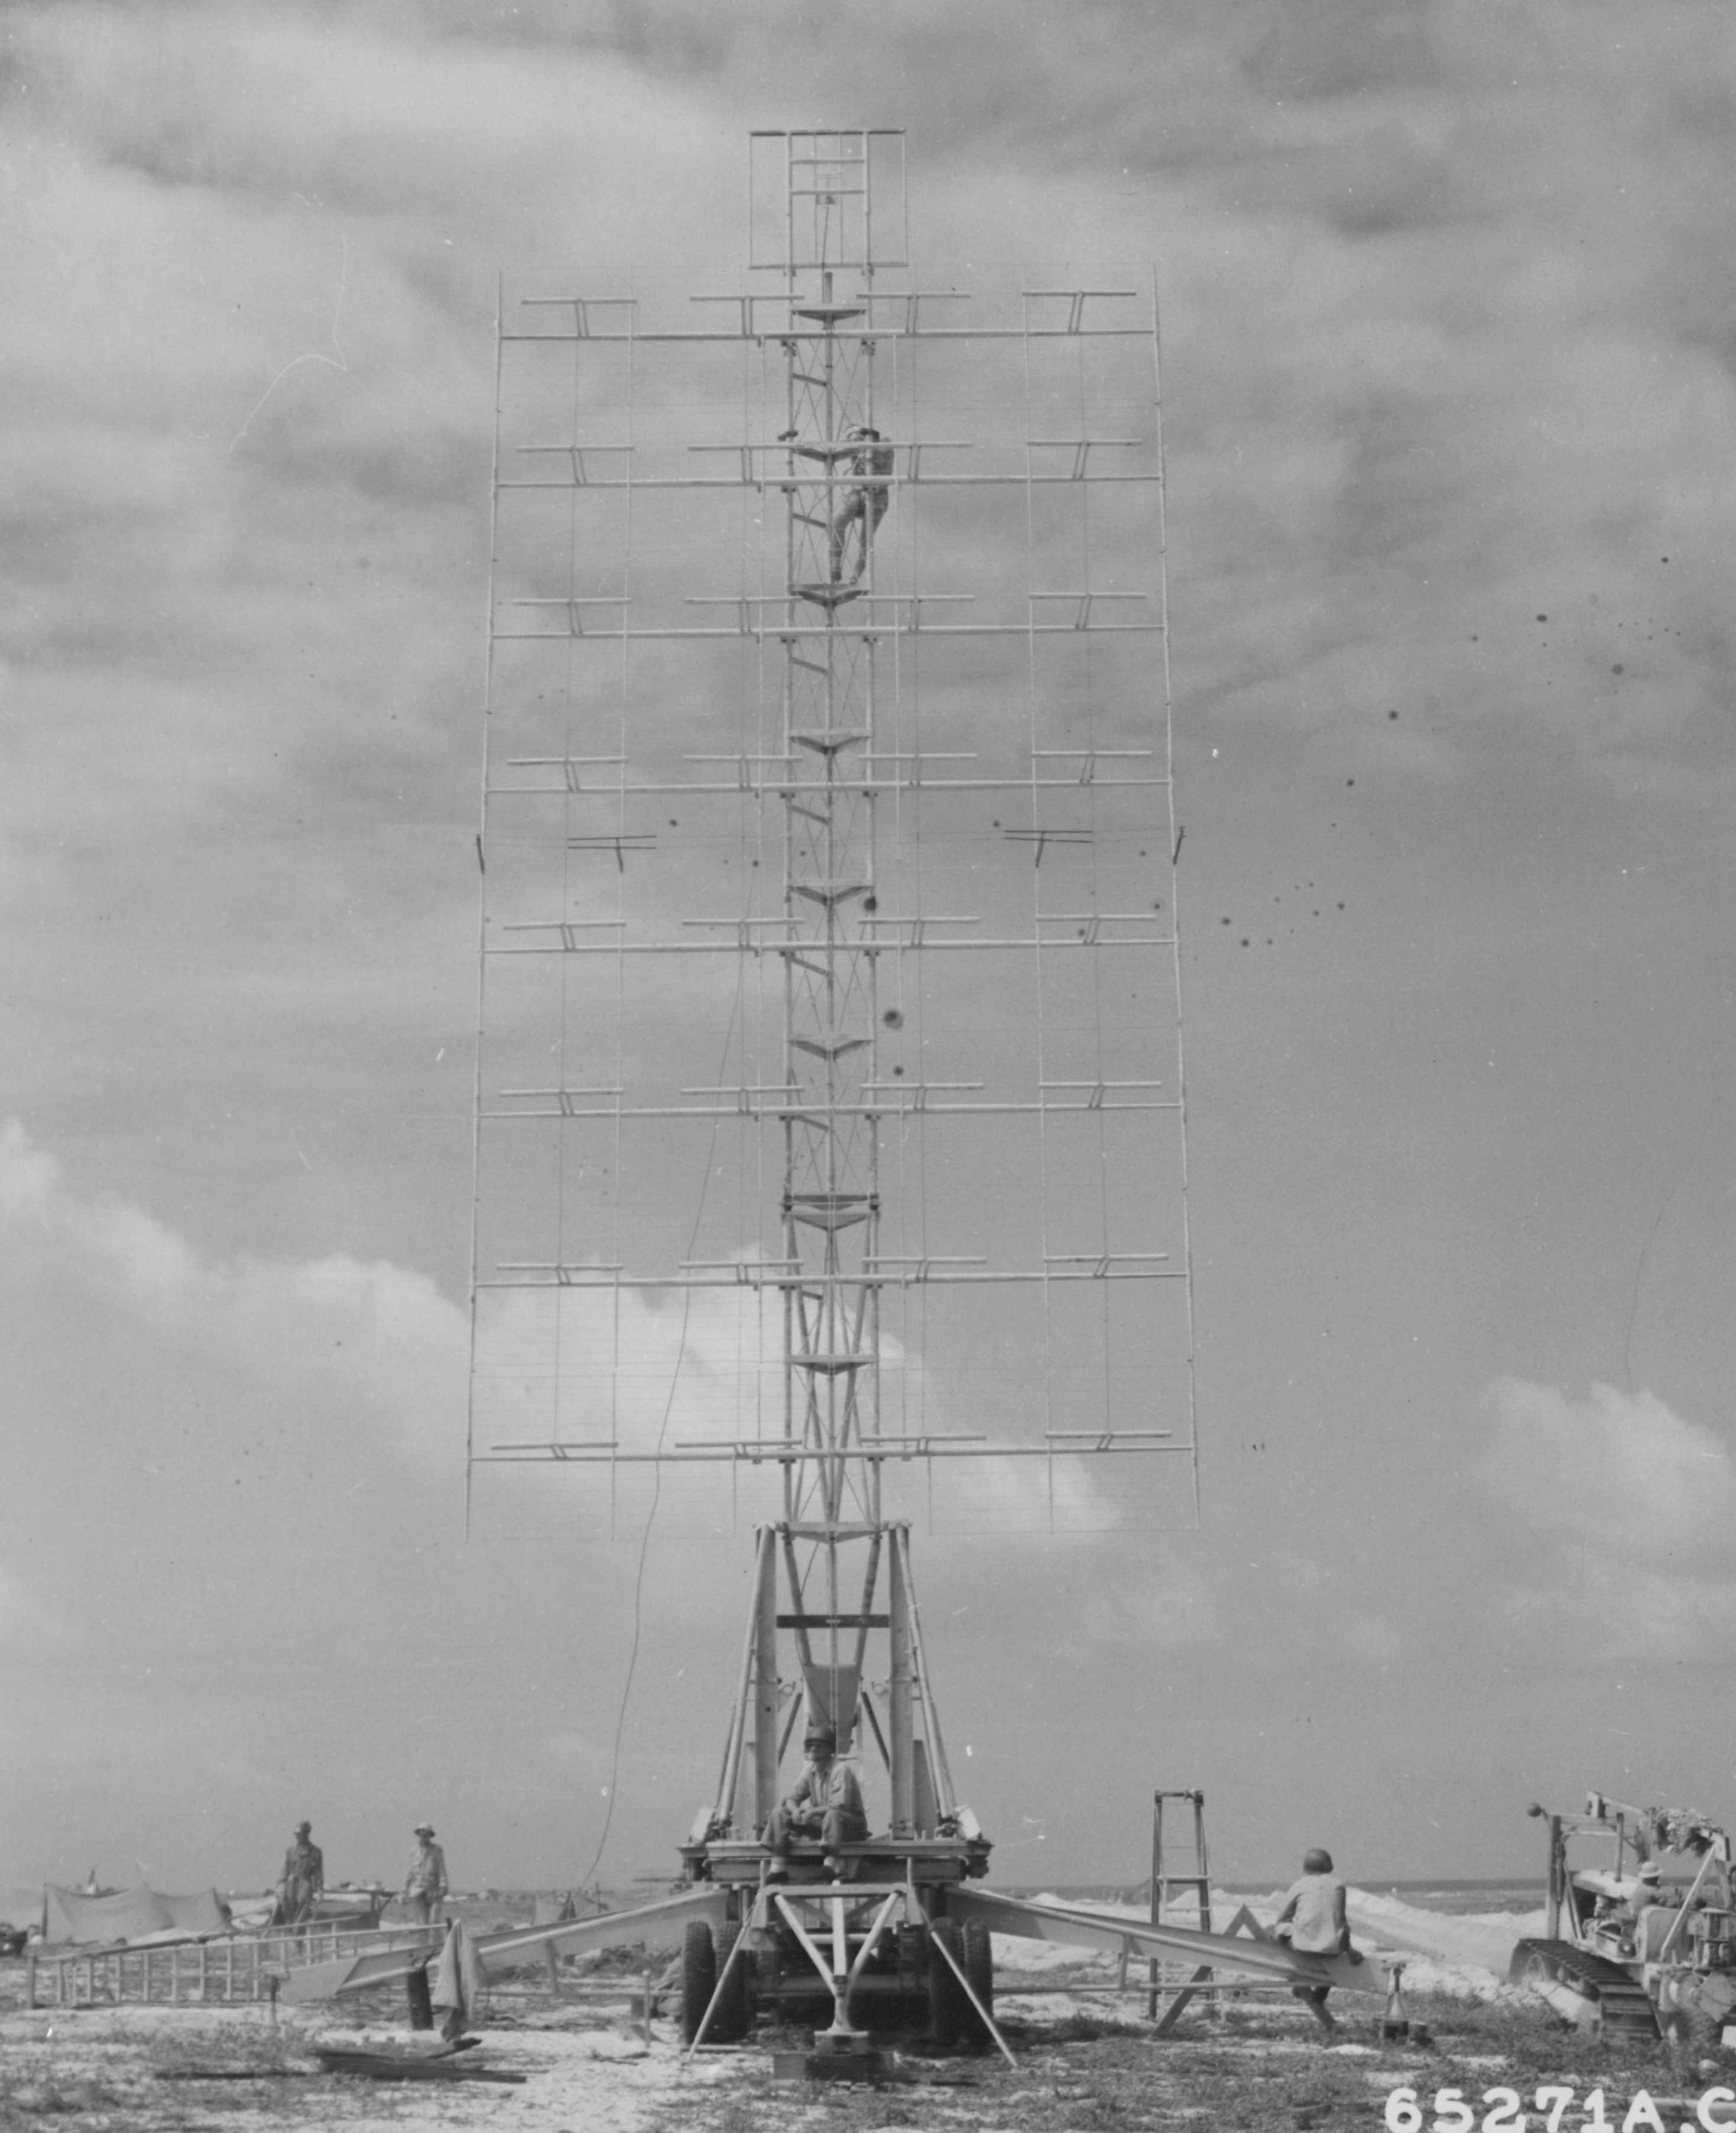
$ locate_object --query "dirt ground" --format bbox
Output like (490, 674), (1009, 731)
(1, 1944), (1723, 2132)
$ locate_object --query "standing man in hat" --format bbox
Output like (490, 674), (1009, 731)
(403, 1824), (448, 1924)
(276, 1822), (325, 1925)
(764, 1726), (868, 1880)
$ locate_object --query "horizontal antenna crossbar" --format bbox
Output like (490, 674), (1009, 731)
(481, 1265), (1186, 1289)
(476, 1434), (1184, 1464)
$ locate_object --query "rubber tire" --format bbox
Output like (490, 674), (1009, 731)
(961, 1918), (994, 2043)
(928, 1920), (969, 2048)
(681, 1920), (716, 2046)
(752, 1941), (783, 2001)
(708, 1926), (752, 2044)
(1664, 1992), (1717, 2057)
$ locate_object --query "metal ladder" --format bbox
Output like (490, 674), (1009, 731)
(1147, 1789), (1215, 2028)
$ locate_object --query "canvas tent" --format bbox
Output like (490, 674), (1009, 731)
(41, 1884), (230, 1946)
(0, 1887), (41, 1929)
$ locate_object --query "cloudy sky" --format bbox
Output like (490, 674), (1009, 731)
(4, 0), (1735, 1901)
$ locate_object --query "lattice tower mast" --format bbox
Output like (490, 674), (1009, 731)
(774, 138), (888, 1536)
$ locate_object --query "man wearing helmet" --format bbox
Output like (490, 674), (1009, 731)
(764, 1725), (868, 1880)
(1272, 1846), (1358, 2032)
(829, 424), (894, 585)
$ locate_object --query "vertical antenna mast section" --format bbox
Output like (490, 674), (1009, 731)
(762, 133), (894, 1538)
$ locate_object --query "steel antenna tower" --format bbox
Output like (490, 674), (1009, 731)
(467, 130), (1199, 2047)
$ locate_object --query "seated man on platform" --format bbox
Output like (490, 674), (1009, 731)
(764, 1725), (867, 1881)
(1273, 1846), (1359, 2033)
(1620, 1859), (1666, 1953)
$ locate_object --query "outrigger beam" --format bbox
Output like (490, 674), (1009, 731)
(947, 1888), (1387, 1999)
(280, 1887), (728, 2005)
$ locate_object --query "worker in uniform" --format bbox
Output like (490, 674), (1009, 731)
(403, 1823), (449, 1924)
(829, 424), (893, 585)
(1272, 1846), (1359, 2032)
(764, 1726), (868, 1880)
(276, 1822), (325, 1925)
(1620, 1858), (1665, 1953)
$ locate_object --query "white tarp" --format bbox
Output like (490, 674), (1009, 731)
(41, 1883), (230, 1946)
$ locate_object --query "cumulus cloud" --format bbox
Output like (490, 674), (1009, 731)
(1484, 1376), (1736, 1556)
(1478, 1378), (1736, 1658)
(2, 0), (1734, 1886)
(0, 1118), (466, 1470)
(474, 1265), (1127, 1538)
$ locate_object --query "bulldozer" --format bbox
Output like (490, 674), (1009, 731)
(1511, 1793), (1736, 2046)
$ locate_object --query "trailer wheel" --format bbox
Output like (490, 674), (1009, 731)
(752, 1940), (783, 1999)
(712, 1926), (754, 2041)
(681, 1920), (716, 2045)
(682, 1920), (752, 2044)
(961, 1919), (994, 2042)
(928, 1920), (969, 2047)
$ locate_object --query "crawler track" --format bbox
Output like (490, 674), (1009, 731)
(1510, 1938), (1660, 2039)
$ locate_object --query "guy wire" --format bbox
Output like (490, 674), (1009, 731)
(580, 898), (752, 1889)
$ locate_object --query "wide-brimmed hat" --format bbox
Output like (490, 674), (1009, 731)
(296, 1820), (312, 1836)
(414, 1823), (435, 1836)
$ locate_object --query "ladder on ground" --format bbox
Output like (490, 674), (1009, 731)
(1146, 1788), (1215, 2029)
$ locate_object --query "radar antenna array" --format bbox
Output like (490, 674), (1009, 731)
(469, 131), (1195, 1858)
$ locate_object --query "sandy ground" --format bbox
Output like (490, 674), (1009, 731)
(1, 1973), (740, 2131)
(0, 1890), (1595, 2131)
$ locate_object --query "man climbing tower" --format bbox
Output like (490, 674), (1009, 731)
(829, 424), (894, 585)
